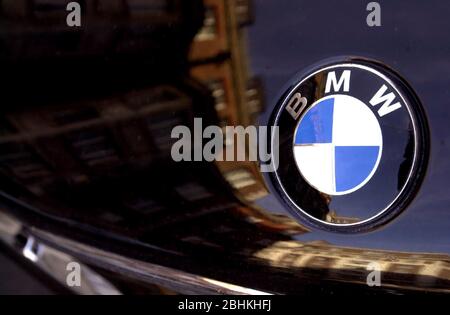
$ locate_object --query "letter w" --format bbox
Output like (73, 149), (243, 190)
(369, 84), (402, 117)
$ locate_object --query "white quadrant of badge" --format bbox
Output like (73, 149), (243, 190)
(293, 94), (383, 195)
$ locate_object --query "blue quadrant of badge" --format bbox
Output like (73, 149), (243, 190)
(334, 146), (380, 192)
(295, 98), (334, 144)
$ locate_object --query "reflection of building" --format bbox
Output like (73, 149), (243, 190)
(325, 211), (360, 224)
(1, 0), (202, 61)
(254, 240), (450, 292)
(1, 85), (190, 182)
(0, 78), (284, 240)
(0, 84), (195, 227)
(0, 0), (301, 241)
(188, 0), (268, 202)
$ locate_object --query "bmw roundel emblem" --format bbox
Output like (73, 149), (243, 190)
(269, 57), (429, 233)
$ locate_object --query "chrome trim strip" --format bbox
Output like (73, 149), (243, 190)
(29, 228), (272, 295)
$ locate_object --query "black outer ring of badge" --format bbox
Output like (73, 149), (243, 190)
(267, 57), (429, 233)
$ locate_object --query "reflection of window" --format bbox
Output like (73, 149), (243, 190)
(206, 79), (227, 112)
(219, 119), (233, 147)
(0, 142), (52, 196)
(388, 264), (421, 274)
(0, 144), (49, 180)
(123, 196), (165, 215)
(146, 113), (183, 154)
(235, 0), (254, 27)
(309, 256), (336, 268)
(175, 182), (212, 202)
(127, 0), (168, 17)
(66, 129), (120, 168)
(194, 6), (217, 41)
(224, 169), (256, 189)
(246, 78), (264, 120)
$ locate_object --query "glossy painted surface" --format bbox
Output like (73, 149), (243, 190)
(0, 0), (449, 293)
(250, 0), (450, 255)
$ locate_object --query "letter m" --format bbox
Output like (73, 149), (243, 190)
(369, 84), (402, 117)
(325, 70), (351, 93)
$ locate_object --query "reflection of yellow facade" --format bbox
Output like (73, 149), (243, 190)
(189, 0), (268, 202)
(326, 211), (360, 224)
(254, 240), (450, 292)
